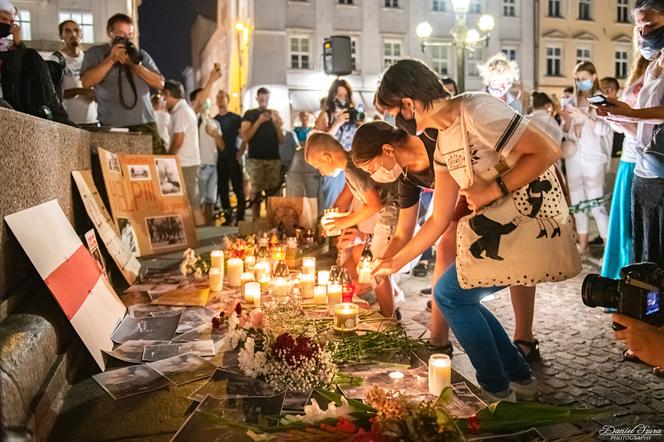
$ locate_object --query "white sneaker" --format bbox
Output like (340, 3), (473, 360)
(480, 388), (516, 403)
(510, 377), (539, 401)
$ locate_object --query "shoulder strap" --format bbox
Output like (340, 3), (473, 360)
(459, 100), (474, 188)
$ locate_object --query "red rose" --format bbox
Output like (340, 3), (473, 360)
(467, 415), (480, 434)
(211, 316), (221, 330)
(235, 302), (243, 315)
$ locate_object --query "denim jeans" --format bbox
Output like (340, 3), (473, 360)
(435, 263), (532, 394)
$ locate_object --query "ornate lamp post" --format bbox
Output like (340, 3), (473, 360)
(417, 0), (495, 92)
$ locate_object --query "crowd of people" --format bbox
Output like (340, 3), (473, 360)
(1, 0), (664, 401)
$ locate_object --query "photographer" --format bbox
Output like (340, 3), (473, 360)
(81, 13), (165, 153)
(613, 313), (664, 369)
(315, 78), (363, 209)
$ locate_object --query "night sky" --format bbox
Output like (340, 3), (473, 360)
(138, 0), (217, 84)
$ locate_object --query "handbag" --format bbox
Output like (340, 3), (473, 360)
(452, 105), (582, 289)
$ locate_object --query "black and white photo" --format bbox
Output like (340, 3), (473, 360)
(107, 152), (121, 174)
(155, 157), (182, 196)
(128, 164), (151, 181)
(117, 217), (139, 255)
(147, 352), (216, 385)
(92, 365), (169, 400)
(146, 215), (186, 249)
(111, 314), (181, 344)
(142, 339), (215, 361)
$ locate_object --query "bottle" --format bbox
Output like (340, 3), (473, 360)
(329, 265), (340, 284)
(358, 237), (373, 284)
(339, 268), (355, 303)
(273, 259), (289, 278)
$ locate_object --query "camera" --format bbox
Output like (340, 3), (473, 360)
(347, 106), (365, 124)
(582, 262), (664, 327)
(112, 36), (143, 65)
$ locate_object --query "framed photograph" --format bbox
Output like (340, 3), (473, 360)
(147, 352), (216, 386)
(145, 215), (187, 250)
(155, 157), (183, 196)
(117, 217), (139, 255)
(127, 164), (152, 181)
(92, 365), (169, 400)
(107, 152), (121, 174)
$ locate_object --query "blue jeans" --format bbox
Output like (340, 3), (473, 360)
(198, 164), (218, 204)
(435, 264), (531, 394)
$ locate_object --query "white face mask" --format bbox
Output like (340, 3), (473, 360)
(370, 153), (403, 183)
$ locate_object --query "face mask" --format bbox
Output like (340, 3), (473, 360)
(561, 97), (574, 107)
(370, 153), (403, 183)
(642, 25), (664, 53)
(334, 99), (348, 109)
(0, 22), (11, 39)
(202, 98), (212, 111)
(640, 45), (661, 61)
(395, 112), (417, 135)
(383, 113), (396, 126)
(488, 85), (510, 98)
(576, 79), (593, 92)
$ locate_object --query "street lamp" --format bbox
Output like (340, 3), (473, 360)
(417, 3), (495, 92)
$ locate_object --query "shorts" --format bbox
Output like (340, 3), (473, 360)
(181, 165), (200, 210)
(246, 158), (282, 193)
(198, 164), (218, 204)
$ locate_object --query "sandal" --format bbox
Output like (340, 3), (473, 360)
(622, 349), (644, 364)
(513, 339), (541, 363)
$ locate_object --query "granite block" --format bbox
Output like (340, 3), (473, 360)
(89, 131), (152, 155)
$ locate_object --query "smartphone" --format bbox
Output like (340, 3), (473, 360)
(588, 94), (609, 107)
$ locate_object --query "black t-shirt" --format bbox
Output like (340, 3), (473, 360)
(398, 128), (437, 209)
(214, 112), (242, 159)
(241, 108), (280, 160)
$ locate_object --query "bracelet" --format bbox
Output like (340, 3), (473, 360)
(495, 176), (509, 196)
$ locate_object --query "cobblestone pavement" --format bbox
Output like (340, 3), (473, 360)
(396, 255), (664, 438)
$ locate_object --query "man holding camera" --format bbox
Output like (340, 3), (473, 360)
(81, 13), (165, 153)
(240, 87), (284, 218)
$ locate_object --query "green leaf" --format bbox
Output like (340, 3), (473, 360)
(313, 388), (377, 414)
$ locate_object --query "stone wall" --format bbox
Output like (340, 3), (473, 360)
(0, 108), (151, 437)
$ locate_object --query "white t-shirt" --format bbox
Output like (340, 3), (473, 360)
(169, 99), (200, 167)
(527, 109), (563, 147)
(198, 115), (222, 166)
(61, 51), (98, 124)
(154, 110), (171, 148)
(433, 93), (529, 188)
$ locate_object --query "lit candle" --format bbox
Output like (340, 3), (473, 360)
(333, 302), (358, 332)
(272, 277), (289, 300)
(428, 354), (452, 396)
(259, 274), (271, 292)
(313, 285), (327, 305)
(302, 257), (316, 276)
(299, 273), (315, 299)
(389, 371), (405, 383)
(209, 267), (223, 292)
(210, 250), (224, 271)
(254, 259), (270, 280)
(244, 255), (256, 272)
(327, 283), (342, 314)
(227, 257), (244, 287)
(357, 262), (372, 285)
(240, 272), (255, 291)
(244, 282), (261, 307)
(318, 270), (330, 286)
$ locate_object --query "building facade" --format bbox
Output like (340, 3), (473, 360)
(536, 0), (634, 98)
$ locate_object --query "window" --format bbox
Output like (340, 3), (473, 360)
(338, 0), (354, 4)
(576, 47), (592, 64)
(289, 37), (310, 69)
(503, 0), (516, 17)
(502, 48), (517, 61)
(16, 10), (31, 40)
(548, 0), (561, 17)
(385, 0), (399, 8)
(546, 46), (562, 76)
(579, 0), (591, 20)
(58, 11), (95, 43)
(615, 49), (629, 79)
(350, 37), (359, 71)
(429, 45), (449, 75)
(467, 48), (482, 76)
(433, 0), (447, 11)
(383, 40), (402, 68)
(617, 0), (630, 23)
(469, 0), (482, 14)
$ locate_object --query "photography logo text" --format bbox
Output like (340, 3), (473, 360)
(599, 425), (663, 441)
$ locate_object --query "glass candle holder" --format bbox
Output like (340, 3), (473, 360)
(302, 257), (316, 276)
(313, 285), (327, 305)
(244, 282), (261, 306)
(240, 272), (255, 293)
(327, 283), (342, 315)
(272, 277), (289, 301)
(244, 255), (256, 273)
(317, 270), (330, 286)
(299, 273), (315, 299)
(333, 302), (359, 332)
(428, 354), (452, 396)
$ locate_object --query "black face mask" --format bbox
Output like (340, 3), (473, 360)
(0, 23), (11, 39)
(395, 112), (417, 135)
(642, 24), (664, 51)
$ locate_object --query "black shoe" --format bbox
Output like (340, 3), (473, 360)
(513, 339), (541, 363)
(426, 299), (432, 311)
(395, 308), (402, 321)
(412, 261), (429, 277)
(420, 287), (432, 296)
(589, 236), (604, 245)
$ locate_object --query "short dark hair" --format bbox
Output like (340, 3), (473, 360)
(634, 0), (664, 13)
(376, 59), (450, 111)
(531, 91), (553, 109)
(189, 87), (203, 102)
(600, 77), (620, 91)
(441, 77), (459, 95)
(304, 131), (344, 163)
(257, 87), (270, 96)
(351, 121), (409, 166)
(563, 86), (574, 94)
(58, 20), (77, 36)
(163, 80), (185, 99)
(106, 13), (133, 33)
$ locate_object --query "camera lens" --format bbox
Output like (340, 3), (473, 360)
(582, 274), (620, 309)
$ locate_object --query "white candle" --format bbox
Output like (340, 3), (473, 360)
(327, 283), (342, 314)
(259, 274), (271, 292)
(318, 270), (330, 286)
(428, 354), (452, 396)
(240, 272), (255, 291)
(389, 371), (405, 383)
(244, 255), (256, 272)
(210, 250), (224, 270)
(357, 264), (372, 284)
(302, 257), (316, 276)
(313, 285), (327, 305)
(272, 277), (289, 300)
(254, 259), (270, 280)
(227, 257), (244, 287)
(244, 282), (261, 307)
(333, 302), (358, 332)
(209, 267), (223, 292)
(300, 274), (315, 299)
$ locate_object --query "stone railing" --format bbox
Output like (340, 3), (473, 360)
(0, 107), (151, 439)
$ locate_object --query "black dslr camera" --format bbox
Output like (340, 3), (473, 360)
(112, 36), (143, 65)
(334, 99), (365, 124)
(582, 262), (664, 327)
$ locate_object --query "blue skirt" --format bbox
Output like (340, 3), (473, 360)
(601, 161), (636, 279)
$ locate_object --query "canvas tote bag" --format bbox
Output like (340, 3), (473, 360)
(446, 103), (581, 289)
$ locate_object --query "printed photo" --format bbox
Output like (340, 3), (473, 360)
(117, 217), (139, 255)
(142, 340), (215, 362)
(188, 369), (282, 403)
(92, 365), (169, 400)
(103, 339), (170, 364)
(156, 158), (183, 196)
(146, 215), (186, 250)
(107, 152), (121, 174)
(147, 352), (216, 386)
(111, 314), (181, 344)
(128, 164), (152, 181)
